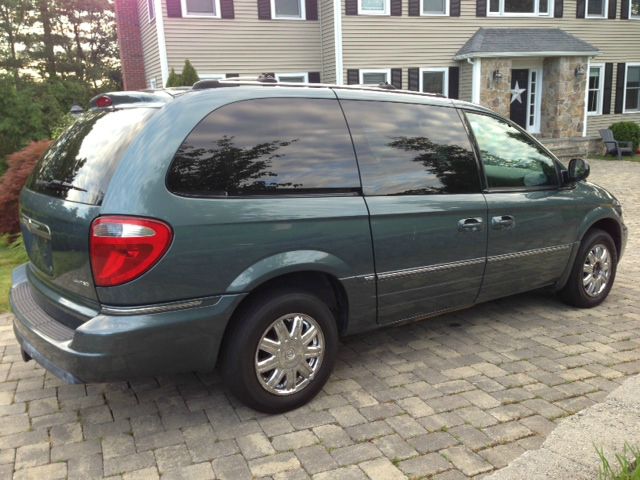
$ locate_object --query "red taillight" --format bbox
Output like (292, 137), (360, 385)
(95, 95), (113, 108)
(90, 216), (173, 287)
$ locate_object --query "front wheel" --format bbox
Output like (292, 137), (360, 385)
(559, 229), (618, 308)
(221, 289), (338, 413)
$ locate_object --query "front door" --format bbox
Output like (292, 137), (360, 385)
(465, 111), (579, 302)
(337, 95), (488, 325)
(510, 69), (529, 129)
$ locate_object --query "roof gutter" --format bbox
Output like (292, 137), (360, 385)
(454, 51), (600, 61)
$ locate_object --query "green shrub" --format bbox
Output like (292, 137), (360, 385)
(166, 68), (182, 87)
(610, 121), (640, 152)
(181, 60), (200, 86)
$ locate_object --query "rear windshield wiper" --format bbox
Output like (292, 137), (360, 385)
(36, 179), (87, 192)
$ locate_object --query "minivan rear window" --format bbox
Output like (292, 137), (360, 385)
(167, 98), (361, 196)
(27, 108), (155, 205)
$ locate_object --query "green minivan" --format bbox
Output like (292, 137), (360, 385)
(11, 80), (627, 412)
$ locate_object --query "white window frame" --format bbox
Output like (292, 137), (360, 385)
(199, 74), (226, 80)
(181, 0), (221, 18)
(585, 0), (608, 18)
(587, 64), (604, 116)
(421, 0), (449, 16)
(630, 0), (640, 18)
(271, 0), (306, 19)
(419, 67), (449, 97)
(359, 68), (391, 85)
(488, 0), (553, 16)
(148, 0), (156, 22)
(358, 0), (390, 16)
(275, 72), (309, 83)
(149, 78), (158, 89)
(525, 68), (543, 133)
(623, 63), (640, 113)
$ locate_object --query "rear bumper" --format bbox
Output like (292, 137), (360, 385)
(10, 264), (245, 383)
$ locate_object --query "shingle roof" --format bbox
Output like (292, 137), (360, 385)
(453, 28), (600, 60)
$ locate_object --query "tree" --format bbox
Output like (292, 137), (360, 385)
(166, 68), (182, 87)
(0, 0), (35, 84)
(181, 59), (199, 86)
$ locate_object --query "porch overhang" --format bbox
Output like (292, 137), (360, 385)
(453, 28), (600, 61)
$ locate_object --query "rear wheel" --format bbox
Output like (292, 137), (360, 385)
(559, 229), (617, 308)
(221, 289), (338, 413)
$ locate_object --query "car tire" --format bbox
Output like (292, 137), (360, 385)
(559, 229), (617, 308)
(220, 289), (338, 413)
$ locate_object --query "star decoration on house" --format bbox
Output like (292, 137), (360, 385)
(510, 81), (526, 104)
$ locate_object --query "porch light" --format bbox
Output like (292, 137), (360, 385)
(575, 65), (586, 77)
(493, 70), (503, 83)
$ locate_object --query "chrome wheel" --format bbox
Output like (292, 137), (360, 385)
(583, 243), (612, 297)
(255, 313), (325, 396)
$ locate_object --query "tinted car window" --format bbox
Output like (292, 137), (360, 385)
(167, 98), (360, 196)
(466, 112), (559, 189)
(27, 108), (156, 205)
(341, 100), (480, 195)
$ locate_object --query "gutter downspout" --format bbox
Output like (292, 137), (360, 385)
(468, 57), (481, 105)
(154, 0), (169, 87)
(334, 0), (344, 85)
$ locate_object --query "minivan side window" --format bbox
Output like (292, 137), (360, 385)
(466, 112), (559, 189)
(341, 100), (481, 195)
(167, 98), (360, 196)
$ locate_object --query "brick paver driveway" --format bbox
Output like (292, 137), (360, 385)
(1, 159), (639, 480)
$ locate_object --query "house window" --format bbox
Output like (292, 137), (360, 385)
(358, 0), (389, 15)
(587, 65), (604, 115)
(272, 0), (305, 18)
(586, 0), (608, 17)
(419, 68), (448, 97)
(422, 0), (448, 15)
(149, 78), (157, 89)
(148, 0), (155, 21)
(624, 64), (640, 112)
(489, 0), (551, 15)
(182, 0), (220, 17)
(360, 69), (390, 85)
(276, 73), (309, 82)
(631, 0), (640, 18)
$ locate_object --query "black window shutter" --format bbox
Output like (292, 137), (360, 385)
(603, 63), (613, 115)
(554, 0), (563, 17)
(167, 0), (182, 17)
(391, 0), (402, 15)
(608, 0), (617, 18)
(306, 0), (318, 19)
(409, 0), (420, 16)
(408, 68), (419, 91)
(258, 0), (271, 19)
(476, 0), (487, 16)
(308, 72), (321, 83)
(450, 0), (460, 16)
(621, 0), (629, 18)
(391, 68), (402, 88)
(221, 0), (235, 18)
(614, 63), (626, 114)
(226, 73), (239, 78)
(448, 67), (459, 99)
(576, 0), (585, 17)
(347, 69), (359, 85)
(345, 0), (358, 15)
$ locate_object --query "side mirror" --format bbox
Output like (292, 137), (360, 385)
(567, 158), (590, 183)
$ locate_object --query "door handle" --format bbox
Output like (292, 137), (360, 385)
(458, 217), (484, 232)
(491, 215), (515, 230)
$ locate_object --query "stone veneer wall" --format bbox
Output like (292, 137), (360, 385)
(541, 57), (588, 138)
(479, 59), (513, 118)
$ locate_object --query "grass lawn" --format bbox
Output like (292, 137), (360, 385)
(0, 236), (28, 313)
(588, 154), (640, 162)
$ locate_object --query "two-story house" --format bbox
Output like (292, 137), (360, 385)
(115, 0), (640, 153)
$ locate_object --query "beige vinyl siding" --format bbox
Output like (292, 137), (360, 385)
(320, 0), (336, 83)
(138, 0), (162, 87)
(340, 0), (640, 129)
(162, 0), (322, 77)
(459, 59), (472, 102)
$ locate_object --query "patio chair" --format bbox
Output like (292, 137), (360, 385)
(599, 129), (634, 160)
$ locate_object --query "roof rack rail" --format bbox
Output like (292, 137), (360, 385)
(193, 74), (278, 90)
